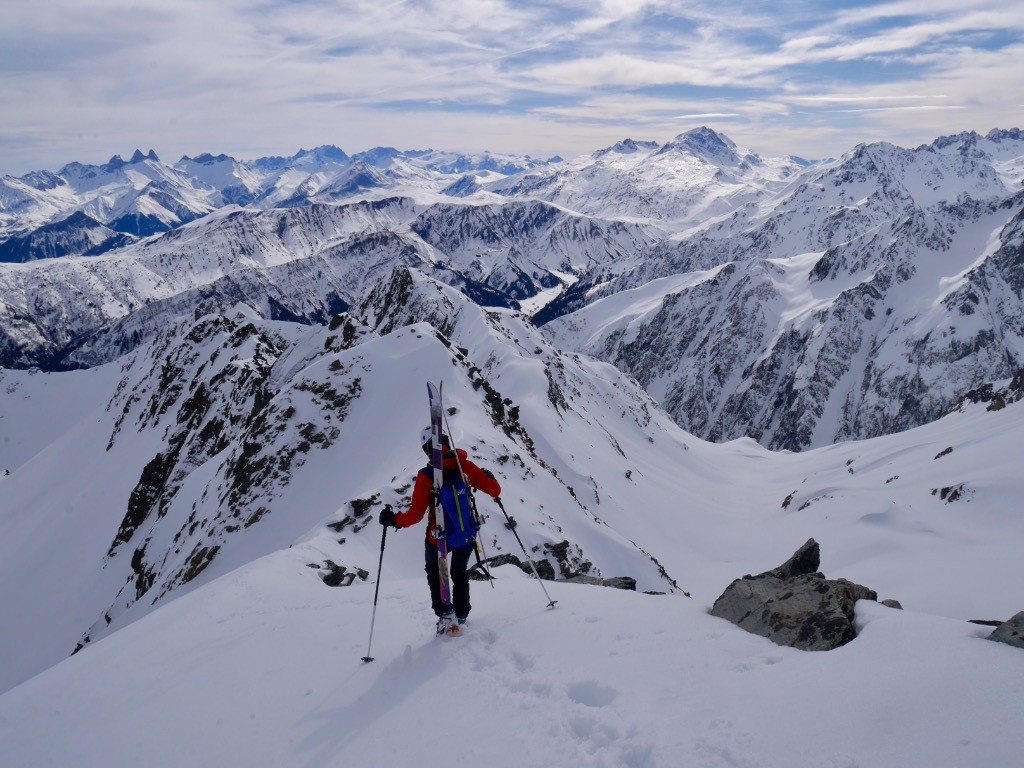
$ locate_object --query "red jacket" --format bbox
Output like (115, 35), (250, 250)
(395, 449), (501, 544)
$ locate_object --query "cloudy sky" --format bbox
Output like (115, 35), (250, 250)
(2, 0), (1023, 174)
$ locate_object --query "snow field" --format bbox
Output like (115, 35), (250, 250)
(0, 547), (1021, 768)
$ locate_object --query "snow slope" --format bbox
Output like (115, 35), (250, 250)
(0, 544), (1020, 768)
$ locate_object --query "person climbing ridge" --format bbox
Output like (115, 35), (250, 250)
(379, 425), (501, 636)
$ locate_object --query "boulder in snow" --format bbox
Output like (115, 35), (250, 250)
(709, 538), (879, 651)
(987, 612), (1024, 649)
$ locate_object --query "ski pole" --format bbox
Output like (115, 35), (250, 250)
(494, 497), (557, 609)
(361, 525), (388, 663)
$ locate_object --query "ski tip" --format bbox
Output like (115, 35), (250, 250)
(361, 656), (375, 663)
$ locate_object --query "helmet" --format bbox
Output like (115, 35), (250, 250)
(420, 426), (450, 454)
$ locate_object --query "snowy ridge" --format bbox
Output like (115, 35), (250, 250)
(0, 268), (700, 691)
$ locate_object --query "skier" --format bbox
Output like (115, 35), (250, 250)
(379, 428), (501, 634)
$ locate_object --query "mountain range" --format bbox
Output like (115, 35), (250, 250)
(2, 127), (1022, 452)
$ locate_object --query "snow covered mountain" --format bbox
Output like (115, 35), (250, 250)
(0, 128), (803, 265)
(546, 130), (1024, 450)
(486, 127), (809, 227)
(0, 195), (661, 369)
(2, 127), (1023, 455)
(0, 210), (136, 262)
(0, 144), (557, 262)
(2, 263), (1023, 766)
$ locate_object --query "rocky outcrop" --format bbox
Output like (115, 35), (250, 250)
(563, 575), (637, 591)
(987, 612), (1024, 649)
(710, 538), (880, 651)
(468, 552), (636, 590)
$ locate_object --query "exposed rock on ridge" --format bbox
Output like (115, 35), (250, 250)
(710, 539), (881, 651)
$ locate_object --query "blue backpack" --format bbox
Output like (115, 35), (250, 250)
(423, 466), (480, 548)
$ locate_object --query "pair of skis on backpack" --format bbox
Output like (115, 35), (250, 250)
(428, 381), (485, 635)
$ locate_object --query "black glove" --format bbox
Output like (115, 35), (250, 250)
(481, 468), (496, 480)
(379, 505), (397, 529)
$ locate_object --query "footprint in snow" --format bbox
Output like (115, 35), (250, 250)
(565, 680), (618, 708)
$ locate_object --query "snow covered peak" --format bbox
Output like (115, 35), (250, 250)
(592, 138), (661, 158)
(987, 127), (1024, 144)
(659, 126), (748, 166)
(99, 149), (160, 171)
(179, 152), (235, 165)
(351, 146), (401, 168)
(129, 149), (160, 164)
(291, 144), (350, 165)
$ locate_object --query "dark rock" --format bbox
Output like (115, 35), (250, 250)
(752, 537), (820, 579)
(529, 558), (557, 580)
(601, 576), (637, 591)
(467, 552), (628, 587)
(468, 552), (555, 582)
(319, 559), (367, 587)
(881, 599), (903, 610)
(563, 575), (637, 591)
(987, 612), (1024, 649)
(710, 540), (878, 651)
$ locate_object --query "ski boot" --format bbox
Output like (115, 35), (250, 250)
(436, 610), (460, 636)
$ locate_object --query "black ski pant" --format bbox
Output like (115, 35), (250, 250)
(424, 541), (473, 619)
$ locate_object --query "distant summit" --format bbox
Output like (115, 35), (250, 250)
(658, 126), (749, 165)
(104, 149), (160, 171)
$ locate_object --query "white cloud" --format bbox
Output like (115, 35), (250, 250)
(674, 112), (740, 119)
(525, 52), (772, 90)
(819, 105), (968, 114)
(0, 0), (1022, 173)
(788, 94), (950, 104)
